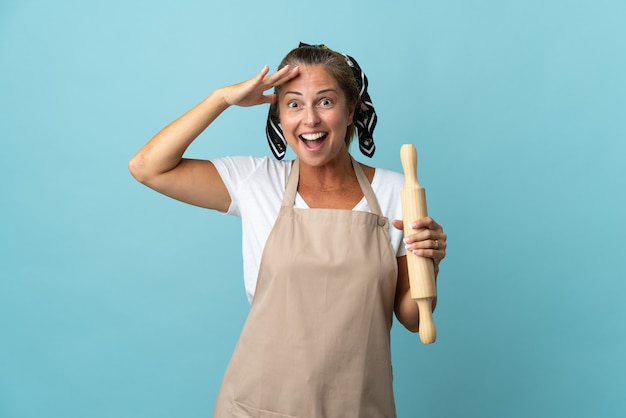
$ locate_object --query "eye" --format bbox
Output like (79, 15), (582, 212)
(319, 98), (333, 107)
(287, 101), (299, 109)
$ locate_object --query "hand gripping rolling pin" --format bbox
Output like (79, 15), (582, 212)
(400, 144), (437, 344)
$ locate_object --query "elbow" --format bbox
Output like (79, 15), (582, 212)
(404, 320), (421, 334)
(128, 155), (149, 184)
(395, 309), (421, 333)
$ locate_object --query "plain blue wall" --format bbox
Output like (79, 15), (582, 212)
(1, 0), (625, 417)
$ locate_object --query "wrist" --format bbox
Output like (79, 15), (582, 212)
(209, 88), (232, 110)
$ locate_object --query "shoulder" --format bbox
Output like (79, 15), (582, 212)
(358, 162), (403, 185)
(374, 166), (404, 183)
(211, 156), (291, 179)
(372, 166), (404, 191)
(210, 156), (292, 216)
(371, 166), (404, 214)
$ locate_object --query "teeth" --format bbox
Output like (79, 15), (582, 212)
(301, 132), (325, 141)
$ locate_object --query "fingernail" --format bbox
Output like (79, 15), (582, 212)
(404, 238), (410, 244)
(410, 223), (417, 229)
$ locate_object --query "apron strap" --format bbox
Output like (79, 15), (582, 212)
(282, 159), (300, 207)
(282, 158), (383, 216)
(352, 158), (383, 216)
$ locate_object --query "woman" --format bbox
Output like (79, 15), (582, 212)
(129, 43), (447, 418)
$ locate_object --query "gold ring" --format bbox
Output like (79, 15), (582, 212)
(434, 240), (439, 250)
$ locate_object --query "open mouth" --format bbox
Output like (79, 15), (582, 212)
(299, 132), (328, 150)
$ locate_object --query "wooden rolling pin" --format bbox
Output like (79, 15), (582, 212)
(400, 144), (437, 344)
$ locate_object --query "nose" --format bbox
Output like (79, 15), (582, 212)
(303, 106), (320, 126)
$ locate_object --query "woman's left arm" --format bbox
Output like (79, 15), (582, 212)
(391, 217), (447, 332)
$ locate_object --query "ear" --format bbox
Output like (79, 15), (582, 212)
(347, 102), (356, 125)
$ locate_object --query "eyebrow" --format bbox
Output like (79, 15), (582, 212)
(283, 88), (338, 96)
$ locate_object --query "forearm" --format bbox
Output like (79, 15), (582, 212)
(395, 291), (421, 333)
(129, 89), (230, 183)
(394, 256), (437, 333)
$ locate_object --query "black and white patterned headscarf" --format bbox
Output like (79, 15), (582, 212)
(265, 43), (377, 160)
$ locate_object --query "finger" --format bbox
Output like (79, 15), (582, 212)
(268, 65), (299, 88)
(256, 65), (271, 80)
(410, 216), (442, 231)
(404, 227), (442, 244)
(258, 93), (277, 105)
(242, 65), (280, 96)
(408, 247), (446, 263)
(261, 65), (288, 85)
(405, 237), (445, 251)
(393, 218), (442, 233)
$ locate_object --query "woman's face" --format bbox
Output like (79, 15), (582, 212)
(278, 65), (354, 167)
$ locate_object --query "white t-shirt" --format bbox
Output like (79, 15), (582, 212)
(211, 156), (407, 303)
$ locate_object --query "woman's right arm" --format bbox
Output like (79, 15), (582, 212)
(128, 64), (299, 212)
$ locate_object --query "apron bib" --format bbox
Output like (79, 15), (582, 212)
(214, 159), (398, 418)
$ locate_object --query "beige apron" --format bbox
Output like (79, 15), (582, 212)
(214, 158), (398, 418)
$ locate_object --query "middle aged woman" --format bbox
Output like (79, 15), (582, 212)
(129, 43), (447, 417)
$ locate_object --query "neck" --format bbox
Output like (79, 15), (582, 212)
(297, 153), (355, 191)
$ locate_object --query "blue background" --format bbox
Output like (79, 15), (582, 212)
(2, 0), (625, 417)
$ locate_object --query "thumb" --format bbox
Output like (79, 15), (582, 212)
(260, 93), (277, 105)
(391, 219), (404, 231)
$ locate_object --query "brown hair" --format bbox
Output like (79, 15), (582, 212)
(270, 45), (360, 147)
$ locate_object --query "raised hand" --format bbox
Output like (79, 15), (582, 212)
(222, 65), (300, 108)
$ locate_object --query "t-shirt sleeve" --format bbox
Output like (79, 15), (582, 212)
(374, 168), (407, 258)
(210, 156), (265, 217)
